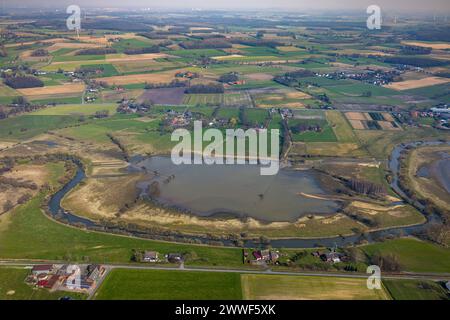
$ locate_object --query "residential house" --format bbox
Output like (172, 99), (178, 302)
(269, 251), (280, 262)
(143, 251), (159, 263)
(320, 252), (342, 263)
(32, 264), (53, 276)
(167, 253), (183, 263)
(252, 250), (263, 261)
(86, 264), (104, 282)
(260, 250), (271, 261)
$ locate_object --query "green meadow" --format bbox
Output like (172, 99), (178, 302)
(361, 238), (450, 273)
(383, 279), (449, 300)
(95, 269), (242, 300)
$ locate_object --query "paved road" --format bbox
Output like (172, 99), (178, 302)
(2, 259), (450, 282)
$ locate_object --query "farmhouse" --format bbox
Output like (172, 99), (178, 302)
(167, 253), (183, 263)
(32, 264), (54, 276)
(250, 250), (280, 264)
(143, 251), (159, 262)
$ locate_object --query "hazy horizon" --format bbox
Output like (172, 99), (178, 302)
(2, 0), (450, 14)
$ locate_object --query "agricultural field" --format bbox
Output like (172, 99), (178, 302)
(95, 269), (242, 300)
(383, 279), (449, 300)
(385, 77), (450, 91)
(241, 274), (390, 300)
(139, 87), (186, 105)
(361, 238), (450, 273)
(345, 112), (401, 131)
(32, 103), (117, 116)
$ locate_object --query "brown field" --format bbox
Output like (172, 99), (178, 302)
(378, 121), (399, 130)
(276, 46), (302, 52)
(17, 83), (85, 96)
(244, 73), (274, 81)
(241, 275), (390, 300)
(5, 38), (67, 48)
(286, 91), (311, 99)
(0, 141), (16, 150)
(345, 112), (369, 121)
(401, 41), (450, 50)
(62, 174), (143, 220)
(0, 164), (50, 215)
(96, 69), (185, 85)
(304, 142), (367, 157)
(221, 48), (244, 54)
(19, 50), (50, 62)
(275, 102), (305, 109)
(100, 89), (144, 102)
(105, 53), (170, 63)
(349, 119), (366, 130)
(384, 77), (450, 91)
(47, 42), (105, 52)
(111, 60), (178, 73)
(381, 112), (395, 122)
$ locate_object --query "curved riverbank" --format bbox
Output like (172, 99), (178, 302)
(47, 140), (448, 248)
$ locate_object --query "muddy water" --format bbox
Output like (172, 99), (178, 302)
(135, 157), (340, 222)
(436, 155), (450, 193)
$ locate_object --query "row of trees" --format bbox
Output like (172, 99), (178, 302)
(124, 46), (160, 55)
(218, 72), (239, 83)
(30, 48), (49, 57)
(274, 69), (315, 86)
(4, 75), (44, 89)
(185, 83), (224, 94)
(346, 179), (386, 196)
(76, 48), (117, 55)
(230, 38), (282, 48)
(180, 39), (232, 49)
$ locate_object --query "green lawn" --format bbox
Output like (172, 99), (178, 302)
(289, 118), (337, 142)
(361, 238), (450, 273)
(111, 38), (156, 52)
(80, 64), (119, 77)
(95, 269), (242, 300)
(326, 110), (358, 143)
(0, 115), (82, 140)
(383, 279), (449, 300)
(0, 267), (86, 300)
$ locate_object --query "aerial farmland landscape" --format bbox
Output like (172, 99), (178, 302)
(0, 0), (449, 309)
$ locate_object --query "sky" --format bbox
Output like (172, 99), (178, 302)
(3, 0), (450, 13)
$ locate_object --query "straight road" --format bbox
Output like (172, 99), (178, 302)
(1, 259), (450, 281)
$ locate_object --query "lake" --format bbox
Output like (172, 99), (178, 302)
(133, 156), (340, 222)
